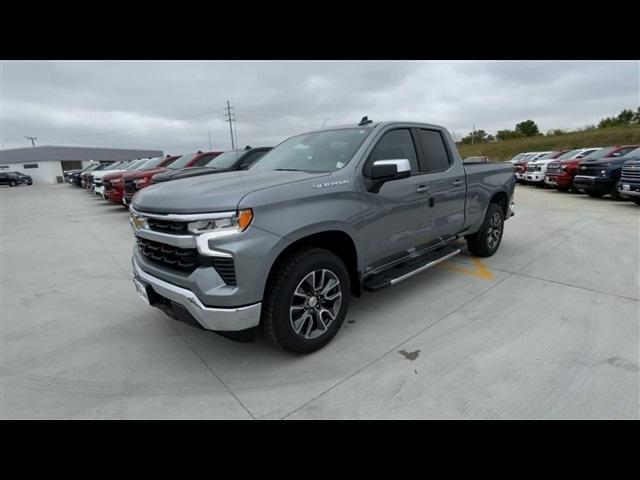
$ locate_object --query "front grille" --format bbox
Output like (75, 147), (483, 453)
(124, 179), (136, 195)
(147, 218), (190, 235)
(514, 163), (526, 173)
(578, 165), (601, 177)
(621, 164), (640, 181)
(95, 180), (103, 187)
(137, 237), (199, 273)
(212, 258), (237, 286)
(136, 237), (237, 285)
(103, 179), (112, 191)
(526, 164), (537, 172)
(546, 162), (562, 175)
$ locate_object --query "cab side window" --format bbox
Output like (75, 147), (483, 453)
(366, 129), (419, 176)
(417, 129), (451, 172)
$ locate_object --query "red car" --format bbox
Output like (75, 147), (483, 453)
(122, 150), (222, 206)
(545, 145), (638, 191)
(103, 157), (167, 205)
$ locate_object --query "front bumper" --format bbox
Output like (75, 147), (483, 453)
(618, 181), (640, 198)
(132, 257), (261, 331)
(525, 171), (545, 183)
(573, 175), (613, 193)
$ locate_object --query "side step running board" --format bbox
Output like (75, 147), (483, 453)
(363, 245), (461, 292)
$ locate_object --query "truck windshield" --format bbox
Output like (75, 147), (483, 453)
(535, 151), (560, 160)
(581, 147), (615, 160)
(251, 128), (371, 173)
(623, 147), (640, 157)
(165, 154), (195, 169)
(138, 157), (163, 169)
(556, 149), (584, 160)
(204, 150), (243, 169)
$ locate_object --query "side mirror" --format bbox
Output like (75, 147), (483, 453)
(368, 159), (411, 193)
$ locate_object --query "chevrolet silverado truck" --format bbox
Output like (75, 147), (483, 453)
(129, 119), (515, 353)
(522, 150), (566, 187)
(573, 145), (640, 199)
(617, 149), (640, 204)
(122, 151), (224, 205)
(542, 147), (603, 191)
(152, 147), (272, 184)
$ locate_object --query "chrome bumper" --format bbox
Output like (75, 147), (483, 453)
(132, 258), (261, 331)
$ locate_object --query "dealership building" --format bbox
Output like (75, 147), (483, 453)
(0, 146), (163, 184)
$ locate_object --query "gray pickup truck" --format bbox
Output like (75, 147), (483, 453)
(130, 119), (515, 353)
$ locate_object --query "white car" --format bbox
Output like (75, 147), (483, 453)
(515, 151), (551, 182)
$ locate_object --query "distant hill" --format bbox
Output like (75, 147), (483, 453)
(457, 125), (640, 162)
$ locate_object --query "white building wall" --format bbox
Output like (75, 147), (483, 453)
(0, 161), (65, 184)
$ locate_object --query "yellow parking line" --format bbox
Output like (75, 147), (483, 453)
(437, 257), (495, 280)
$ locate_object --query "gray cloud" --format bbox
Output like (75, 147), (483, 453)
(1, 60), (638, 153)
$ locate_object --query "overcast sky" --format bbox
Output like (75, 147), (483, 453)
(1, 60), (638, 154)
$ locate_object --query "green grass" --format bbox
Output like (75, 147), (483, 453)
(457, 125), (640, 161)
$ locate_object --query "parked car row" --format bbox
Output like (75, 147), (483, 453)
(64, 147), (271, 206)
(507, 145), (640, 203)
(0, 170), (33, 186)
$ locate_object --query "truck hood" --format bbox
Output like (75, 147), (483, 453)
(153, 166), (231, 183)
(132, 169), (330, 214)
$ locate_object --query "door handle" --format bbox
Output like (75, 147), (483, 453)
(416, 185), (431, 193)
(453, 179), (464, 186)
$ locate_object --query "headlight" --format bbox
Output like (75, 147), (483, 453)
(187, 209), (253, 238)
(600, 170), (607, 176)
(133, 177), (149, 186)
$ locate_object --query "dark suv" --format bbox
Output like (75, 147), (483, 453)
(0, 171), (32, 186)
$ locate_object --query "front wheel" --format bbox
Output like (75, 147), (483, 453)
(610, 185), (624, 201)
(466, 203), (504, 257)
(10, 180), (17, 187)
(586, 190), (604, 198)
(262, 247), (351, 353)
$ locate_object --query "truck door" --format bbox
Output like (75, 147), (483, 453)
(413, 128), (466, 240)
(361, 128), (439, 268)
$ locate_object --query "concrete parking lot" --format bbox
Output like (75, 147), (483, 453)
(1, 183), (638, 419)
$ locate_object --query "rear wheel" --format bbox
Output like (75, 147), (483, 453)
(466, 203), (504, 257)
(262, 247), (351, 353)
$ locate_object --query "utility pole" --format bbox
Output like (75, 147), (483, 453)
(208, 129), (212, 150)
(225, 101), (236, 150)
(321, 117), (331, 127)
(25, 136), (37, 147)
(471, 123), (475, 145)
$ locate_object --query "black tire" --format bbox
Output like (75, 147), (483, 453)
(262, 247), (351, 354)
(586, 190), (604, 198)
(556, 186), (570, 192)
(466, 203), (505, 257)
(610, 185), (624, 201)
(632, 199), (640, 206)
(10, 180), (16, 187)
(534, 182), (545, 188)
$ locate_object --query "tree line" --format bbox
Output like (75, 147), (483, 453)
(457, 107), (640, 145)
